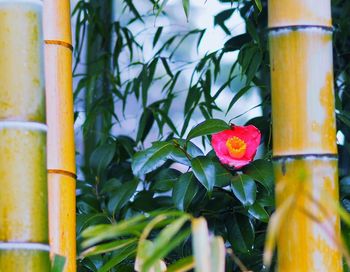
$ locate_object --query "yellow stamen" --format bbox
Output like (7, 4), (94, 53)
(226, 136), (247, 159)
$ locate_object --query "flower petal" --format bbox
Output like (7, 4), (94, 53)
(211, 124), (261, 169)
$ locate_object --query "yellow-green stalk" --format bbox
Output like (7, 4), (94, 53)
(269, 0), (342, 270)
(0, 1), (50, 270)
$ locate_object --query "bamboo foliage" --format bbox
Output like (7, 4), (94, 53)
(191, 217), (225, 272)
(0, 0), (50, 270)
(268, 0), (342, 270)
(43, 0), (76, 271)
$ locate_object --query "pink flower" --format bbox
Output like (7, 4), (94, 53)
(211, 125), (261, 169)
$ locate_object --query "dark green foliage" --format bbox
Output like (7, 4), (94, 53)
(75, 0), (350, 271)
(74, 1), (272, 270)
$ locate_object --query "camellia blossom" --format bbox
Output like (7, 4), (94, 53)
(211, 125), (261, 169)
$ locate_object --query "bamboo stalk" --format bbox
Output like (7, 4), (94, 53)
(268, 0), (342, 270)
(43, 0), (76, 271)
(84, 0), (113, 168)
(0, 1), (50, 270)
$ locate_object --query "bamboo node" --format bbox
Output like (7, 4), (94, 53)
(44, 40), (73, 51)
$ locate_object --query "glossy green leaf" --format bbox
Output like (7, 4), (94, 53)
(132, 141), (175, 176)
(187, 119), (229, 141)
(341, 176), (350, 199)
(89, 142), (116, 176)
(231, 174), (257, 206)
(107, 178), (139, 215)
(191, 156), (216, 192)
(243, 159), (274, 191)
(150, 168), (181, 192)
(173, 172), (200, 211)
(214, 161), (232, 187)
(225, 214), (254, 253)
(248, 202), (269, 222)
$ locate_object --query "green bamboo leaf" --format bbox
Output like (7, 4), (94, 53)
(246, 19), (259, 42)
(136, 240), (163, 272)
(81, 238), (137, 257)
(226, 85), (253, 114)
(184, 85), (201, 115)
(124, 0), (144, 21)
(156, 108), (179, 135)
(191, 217), (211, 272)
(224, 33), (251, 52)
(210, 237), (226, 272)
(186, 119), (229, 141)
(98, 245), (137, 272)
(167, 256), (194, 272)
(51, 255), (66, 272)
(246, 49), (262, 84)
(132, 141), (175, 176)
(153, 27), (163, 48)
(254, 0), (262, 12)
(182, 0), (190, 20)
(81, 215), (148, 248)
(136, 108), (154, 143)
(214, 8), (235, 35)
(142, 215), (191, 270)
(231, 174), (257, 206)
(161, 57), (173, 78)
(156, 0), (170, 16)
(263, 196), (294, 267)
(191, 156), (216, 192)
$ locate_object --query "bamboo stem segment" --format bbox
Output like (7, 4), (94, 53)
(0, 1), (50, 270)
(43, 0), (76, 271)
(268, 0), (342, 271)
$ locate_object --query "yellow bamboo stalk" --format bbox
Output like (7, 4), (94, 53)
(268, 0), (342, 270)
(0, 1), (50, 270)
(43, 0), (76, 271)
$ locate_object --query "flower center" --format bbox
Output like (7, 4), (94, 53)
(226, 136), (247, 159)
